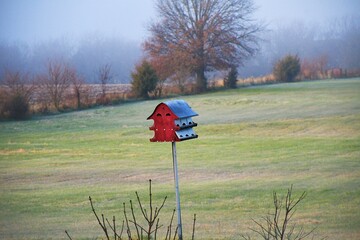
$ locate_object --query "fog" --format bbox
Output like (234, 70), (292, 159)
(0, 0), (156, 44)
(255, 0), (359, 26)
(1, 0), (359, 82)
(1, 0), (359, 44)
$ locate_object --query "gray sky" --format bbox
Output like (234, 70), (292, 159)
(0, 0), (359, 44)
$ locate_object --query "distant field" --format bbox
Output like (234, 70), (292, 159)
(0, 78), (359, 239)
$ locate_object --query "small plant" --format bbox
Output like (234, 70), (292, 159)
(242, 185), (324, 240)
(66, 180), (196, 240)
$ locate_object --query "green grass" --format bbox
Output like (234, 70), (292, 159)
(0, 78), (360, 239)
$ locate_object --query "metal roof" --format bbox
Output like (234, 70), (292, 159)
(163, 99), (198, 119)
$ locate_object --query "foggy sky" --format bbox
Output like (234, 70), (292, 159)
(0, 0), (156, 44)
(255, 0), (360, 26)
(0, 0), (359, 45)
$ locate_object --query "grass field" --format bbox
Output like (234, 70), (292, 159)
(0, 78), (359, 239)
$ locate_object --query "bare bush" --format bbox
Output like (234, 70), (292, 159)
(242, 185), (324, 240)
(66, 180), (196, 240)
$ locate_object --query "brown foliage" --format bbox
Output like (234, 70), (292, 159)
(301, 55), (328, 80)
(144, 0), (262, 93)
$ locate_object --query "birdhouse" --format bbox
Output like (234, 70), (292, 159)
(147, 99), (198, 142)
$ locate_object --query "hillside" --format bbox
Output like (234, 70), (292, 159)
(0, 78), (359, 239)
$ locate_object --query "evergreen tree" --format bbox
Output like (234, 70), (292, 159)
(224, 66), (238, 88)
(131, 60), (158, 99)
(273, 54), (301, 82)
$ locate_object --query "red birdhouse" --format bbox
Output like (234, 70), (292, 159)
(147, 100), (198, 142)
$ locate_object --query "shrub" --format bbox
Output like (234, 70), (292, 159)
(242, 185), (323, 240)
(273, 55), (301, 82)
(66, 180), (196, 240)
(224, 66), (238, 88)
(131, 60), (159, 99)
(0, 70), (34, 120)
(1, 93), (30, 120)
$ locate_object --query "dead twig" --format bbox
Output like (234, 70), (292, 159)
(89, 196), (110, 240)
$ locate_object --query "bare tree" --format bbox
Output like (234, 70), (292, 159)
(98, 63), (112, 100)
(38, 60), (72, 111)
(145, 0), (262, 92)
(336, 16), (360, 70)
(67, 67), (85, 109)
(2, 70), (35, 101)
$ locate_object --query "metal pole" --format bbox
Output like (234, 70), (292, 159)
(172, 141), (183, 240)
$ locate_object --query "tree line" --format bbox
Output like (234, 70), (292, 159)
(0, 60), (126, 120)
(0, 36), (141, 84)
(1, 0), (360, 120)
(243, 16), (360, 78)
